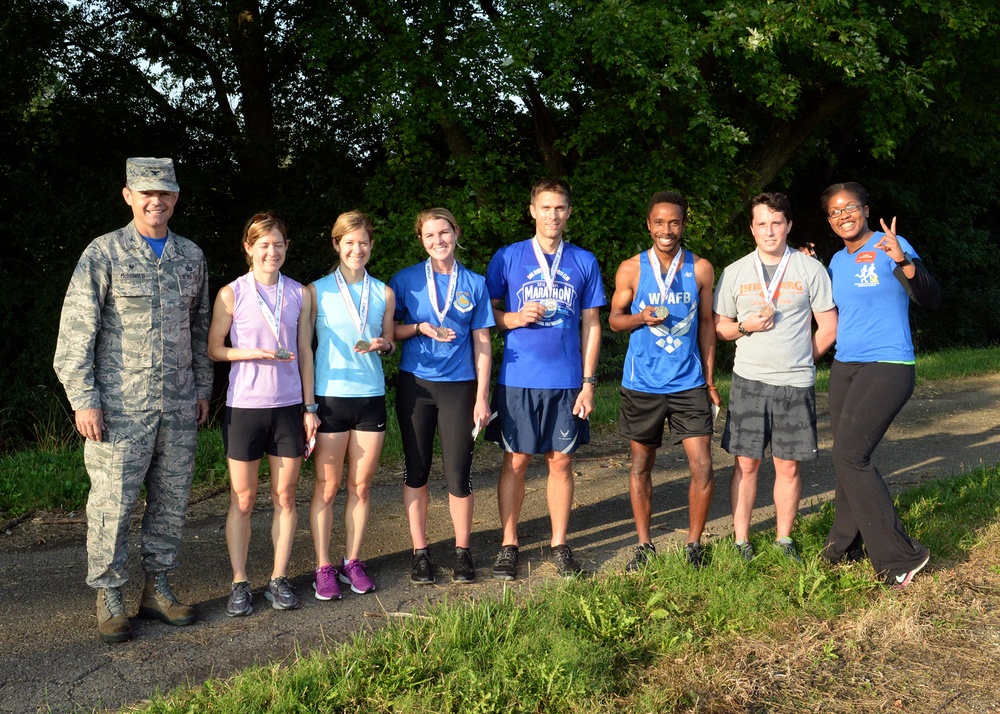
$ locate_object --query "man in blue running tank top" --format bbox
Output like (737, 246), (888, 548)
(609, 191), (720, 571)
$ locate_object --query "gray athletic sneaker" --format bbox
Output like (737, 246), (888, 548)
(685, 541), (705, 569)
(773, 538), (802, 563)
(226, 580), (253, 617)
(264, 576), (300, 610)
(735, 541), (755, 563)
(626, 543), (656, 572)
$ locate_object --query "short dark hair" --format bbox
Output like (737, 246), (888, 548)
(530, 177), (572, 205)
(750, 192), (793, 221)
(820, 182), (869, 214)
(647, 191), (687, 219)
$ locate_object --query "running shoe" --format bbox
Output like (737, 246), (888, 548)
(226, 580), (253, 617)
(891, 554), (930, 590)
(735, 540), (755, 563)
(452, 547), (476, 583)
(264, 576), (300, 610)
(773, 538), (802, 563)
(491, 545), (519, 581)
(626, 543), (656, 572)
(339, 558), (376, 594)
(313, 564), (342, 601)
(551, 544), (584, 577)
(410, 549), (435, 585)
(685, 541), (705, 569)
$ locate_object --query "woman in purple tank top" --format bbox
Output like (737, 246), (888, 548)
(208, 213), (318, 616)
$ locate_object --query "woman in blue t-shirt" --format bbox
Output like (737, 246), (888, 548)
(820, 181), (940, 589)
(389, 208), (494, 585)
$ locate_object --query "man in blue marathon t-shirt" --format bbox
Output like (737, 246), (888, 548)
(484, 177), (606, 580)
(609, 191), (721, 571)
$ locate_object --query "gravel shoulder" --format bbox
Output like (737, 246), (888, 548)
(3, 373), (1000, 713)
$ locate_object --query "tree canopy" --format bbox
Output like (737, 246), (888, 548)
(3, 0), (999, 447)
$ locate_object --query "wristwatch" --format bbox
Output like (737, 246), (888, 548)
(895, 252), (913, 268)
(738, 322), (752, 337)
(304, 404), (319, 414)
(582, 376), (596, 385)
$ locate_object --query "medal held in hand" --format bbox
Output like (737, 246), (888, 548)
(336, 266), (372, 351)
(252, 271), (288, 361)
(435, 327), (450, 339)
(647, 247), (682, 324)
(532, 237), (564, 321)
(754, 246), (791, 321)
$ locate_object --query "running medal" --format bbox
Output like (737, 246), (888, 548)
(252, 271), (288, 360)
(425, 259), (459, 338)
(647, 246), (682, 322)
(532, 236), (564, 318)
(335, 266), (372, 348)
(754, 246), (791, 319)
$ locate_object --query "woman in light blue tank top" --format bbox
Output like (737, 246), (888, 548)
(302, 211), (396, 599)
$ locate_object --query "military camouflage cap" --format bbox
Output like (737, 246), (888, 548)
(125, 157), (180, 192)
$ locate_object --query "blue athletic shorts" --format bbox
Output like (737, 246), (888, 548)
(486, 385), (589, 455)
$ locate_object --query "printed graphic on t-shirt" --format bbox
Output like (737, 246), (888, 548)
(516, 267), (579, 327)
(638, 289), (696, 355)
(453, 291), (474, 313)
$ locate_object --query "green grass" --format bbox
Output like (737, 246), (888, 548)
(136, 463), (1000, 713)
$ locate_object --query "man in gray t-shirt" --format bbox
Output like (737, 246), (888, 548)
(713, 193), (837, 561)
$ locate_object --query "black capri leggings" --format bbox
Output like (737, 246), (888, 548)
(395, 370), (476, 497)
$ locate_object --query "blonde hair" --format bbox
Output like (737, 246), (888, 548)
(414, 207), (460, 237)
(242, 212), (288, 267)
(331, 210), (374, 247)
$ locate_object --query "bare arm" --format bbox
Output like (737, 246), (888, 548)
(208, 285), (290, 362)
(491, 297), (546, 331)
(608, 256), (665, 332)
(298, 285), (320, 441)
(811, 308), (838, 362)
(471, 327), (492, 429)
(572, 307), (602, 418)
(694, 256), (721, 406)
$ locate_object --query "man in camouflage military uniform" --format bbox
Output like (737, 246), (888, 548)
(54, 157), (213, 643)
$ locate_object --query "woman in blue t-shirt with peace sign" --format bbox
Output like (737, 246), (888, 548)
(820, 181), (940, 589)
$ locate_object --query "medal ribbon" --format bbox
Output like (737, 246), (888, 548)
(532, 236), (564, 299)
(425, 259), (459, 325)
(647, 248), (683, 304)
(334, 267), (371, 338)
(753, 246), (792, 307)
(252, 271), (284, 348)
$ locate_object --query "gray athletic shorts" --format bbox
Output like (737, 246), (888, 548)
(721, 373), (818, 461)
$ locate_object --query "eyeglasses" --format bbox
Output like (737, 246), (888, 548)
(827, 204), (862, 219)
